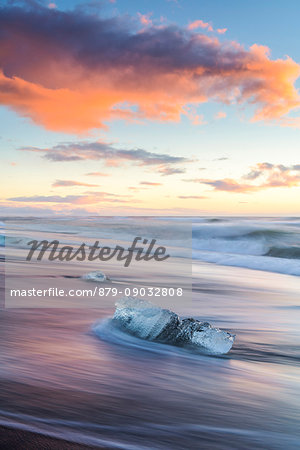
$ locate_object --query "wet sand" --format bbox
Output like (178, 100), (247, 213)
(1, 248), (300, 449)
(0, 425), (105, 449)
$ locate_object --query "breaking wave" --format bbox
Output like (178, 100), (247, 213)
(192, 218), (300, 276)
(264, 246), (300, 259)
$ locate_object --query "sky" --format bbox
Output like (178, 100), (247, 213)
(1, 0), (300, 216)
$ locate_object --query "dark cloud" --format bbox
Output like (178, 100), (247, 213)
(20, 141), (190, 177)
(52, 179), (99, 187)
(158, 167), (186, 176)
(214, 157), (229, 161)
(21, 141), (188, 165)
(0, 3), (249, 79)
(200, 179), (258, 193)
(243, 170), (262, 180)
(140, 181), (162, 186)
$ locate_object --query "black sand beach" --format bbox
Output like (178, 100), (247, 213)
(1, 217), (300, 449)
(0, 425), (105, 449)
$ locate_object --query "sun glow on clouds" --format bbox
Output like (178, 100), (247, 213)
(1, 2), (300, 216)
(188, 20), (213, 32)
(138, 12), (153, 27)
(187, 20), (227, 34)
(0, 3), (299, 134)
(215, 111), (226, 119)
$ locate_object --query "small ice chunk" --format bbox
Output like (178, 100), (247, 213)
(113, 297), (235, 354)
(82, 271), (108, 282)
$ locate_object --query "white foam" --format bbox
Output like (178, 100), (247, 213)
(192, 250), (300, 276)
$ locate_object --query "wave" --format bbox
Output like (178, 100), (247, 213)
(0, 410), (143, 450)
(192, 219), (300, 275)
(94, 298), (235, 355)
(3, 216), (300, 276)
(193, 250), (300, 276)
(241, 229), (291, 239)
(1, 410), (299, 450)
(4, 236), (33, 249)
(265, 246), (300, 259)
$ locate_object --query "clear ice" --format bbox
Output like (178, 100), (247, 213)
(82, 271), (108, 282)
(113, 297), (235, 354)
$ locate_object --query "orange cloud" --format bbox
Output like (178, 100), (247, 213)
(0, 4), (299, 133)
(138, 12), (153, 26)
(217, 28), (227, 34)
(215, 111), (227, 119)
(85, 172), (110, 176)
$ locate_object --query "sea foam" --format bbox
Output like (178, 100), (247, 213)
(113, 297), (235, 354)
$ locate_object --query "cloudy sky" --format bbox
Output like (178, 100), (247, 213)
(1, 0), (300, 215)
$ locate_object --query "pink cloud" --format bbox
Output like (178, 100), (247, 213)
(85, 172), (110, 176)
(52, 180), (99, 187)
(188, 20), (213, 32)
(198, 178), (258, 193)
(185, 162), (300, 193)
(158, 167), (186, 176)
(178, 195), (207, 199)
(138, 12), (153, 27)
(192, 114), (206, 126)
(243, 162), (300, 188)
(140, 181), (162, 186)
(128, 186), (147, 191)
(8, 192), (131, 205)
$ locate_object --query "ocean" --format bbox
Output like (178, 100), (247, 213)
(0, 216), (299, 449)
